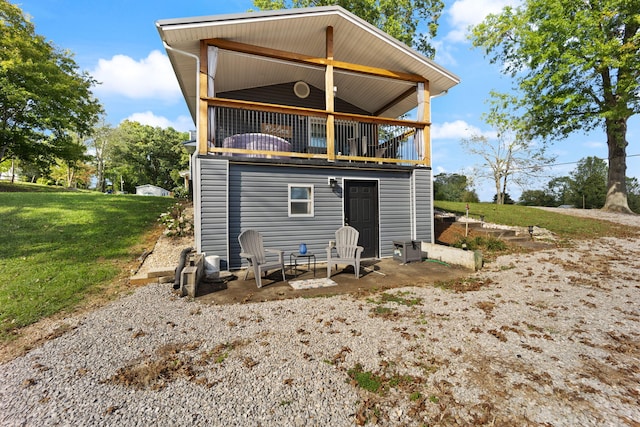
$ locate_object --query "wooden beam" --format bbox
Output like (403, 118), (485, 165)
(208, 146), (423, 166)
(326, 26), (334, 60)
(373, 86), (417, 117)
(205, 38), (425, 83)
(207, 97), (428, 128)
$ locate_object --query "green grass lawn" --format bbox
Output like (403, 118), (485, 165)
(0, 190), (175, 341)
(434, 201), (634, 241)
(0, 180), (85, 193)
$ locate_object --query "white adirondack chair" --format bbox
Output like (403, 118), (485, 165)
(326, 226), (364, 279)
(238, 229), (285, 288)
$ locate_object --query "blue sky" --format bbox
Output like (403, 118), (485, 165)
(17, 0), (639, 201)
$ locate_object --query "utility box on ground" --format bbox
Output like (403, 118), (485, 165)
(392, 240), (422, 264)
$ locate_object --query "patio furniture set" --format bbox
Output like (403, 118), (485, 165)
(238, 226), (363, 288)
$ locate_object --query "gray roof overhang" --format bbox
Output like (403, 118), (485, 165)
(156, 6), (460, 121)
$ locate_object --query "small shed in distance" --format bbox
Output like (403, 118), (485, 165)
(136, 184), (170, 197)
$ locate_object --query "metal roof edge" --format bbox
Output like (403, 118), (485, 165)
(155, 5), (344, 29)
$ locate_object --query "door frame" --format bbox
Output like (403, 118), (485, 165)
(343, 178), (380, 258)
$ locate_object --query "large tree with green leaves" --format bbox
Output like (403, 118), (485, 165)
(85, 120), (116, 193)
(471, 0), (639, 213)
(0, 0), (102, 167)
(252, 0), (444, 58)
(107, 121), (189, 193)
(627, 177), (640, 213)
(433, 172), (478, 202)
(51, 132), (92, 188)
(569, 156), (608, 209)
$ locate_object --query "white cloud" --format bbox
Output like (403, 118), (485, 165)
(583, 141), (606, 149)
(445, 0), (521, 43)
(432, 40), (458, 67)
(432, 120), (491, 140)
(124, 111), (194, 132)
(92, 50), (180, 100)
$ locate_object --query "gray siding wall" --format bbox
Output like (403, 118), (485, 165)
(199, 159), (424, 270)
(413, 168), (433, 242)
(228, 165), (344, 270)
(378, 173), (413, 258)
(200, 160), (229, 269)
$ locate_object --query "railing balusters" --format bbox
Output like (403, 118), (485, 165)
(208, 103), (426, 166)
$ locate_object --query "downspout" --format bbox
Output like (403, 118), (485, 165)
(161, 40), (201, 138)
(161, 38), (203, 253)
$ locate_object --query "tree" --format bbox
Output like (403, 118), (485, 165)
(252, 0), (444, 58)
(519, 189), (556, 206)
(627, 177), (640, 213)
(434, 172), (466, 201)
(461, 106), (554, 204)
(433, 172), (478, 202)
(0, 158), (18, 182)
(0, 1), (102, 166)
(492, 192), (514, 204)
(569, 156), (608, 209)
(50, 157), (93, 188)
(49, 132), (92, 188)
(471, 0), (639, 213)
(107, 121), (189, 193)
(547, 176), (573, 206)
(86, 120), (116, 192)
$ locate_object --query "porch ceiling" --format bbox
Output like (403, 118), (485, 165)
(156, 6), (460, 121)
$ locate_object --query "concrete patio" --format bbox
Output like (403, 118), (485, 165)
(195, 257), (472, 305)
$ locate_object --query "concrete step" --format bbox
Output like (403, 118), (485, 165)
(479, 228), (517, 238)
(457, 223), (518, 239)
(501, 235), (532, 243)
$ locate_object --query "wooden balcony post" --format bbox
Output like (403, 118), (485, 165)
(325, 26), (335, 161)
(419, 81), (431, 166)
(198, 41), (209, 155)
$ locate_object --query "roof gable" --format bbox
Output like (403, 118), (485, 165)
(156, 6), (460, 120)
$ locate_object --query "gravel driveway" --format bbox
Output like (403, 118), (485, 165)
(1, 208), (639, 426)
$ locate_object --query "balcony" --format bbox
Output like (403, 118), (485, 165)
(207, 99), (430, 167)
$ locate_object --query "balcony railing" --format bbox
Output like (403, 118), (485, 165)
(207, 99), (429, 166)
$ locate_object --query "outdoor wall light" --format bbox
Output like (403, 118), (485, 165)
(328, 177), (337, 189)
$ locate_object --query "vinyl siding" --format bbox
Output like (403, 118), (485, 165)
(378, 173), (412, 257)
(413, 168), (433, 242)
(200, 160), (229, 269)
(199, 158), (427, 270)
(228, 165), (344, 269)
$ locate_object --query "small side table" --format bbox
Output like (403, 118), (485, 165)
(290, 252), (316, 277)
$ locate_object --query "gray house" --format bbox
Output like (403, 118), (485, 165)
(156, 6), (460, 270)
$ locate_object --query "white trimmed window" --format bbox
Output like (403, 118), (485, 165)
(288, 184), (314, 217)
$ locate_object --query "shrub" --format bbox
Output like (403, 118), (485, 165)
(158, 203), (193, 237)
(453, 235), (507, 253)
(172, 186), (190, 200)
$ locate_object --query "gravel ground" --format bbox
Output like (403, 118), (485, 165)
(1, 208), (639, 426)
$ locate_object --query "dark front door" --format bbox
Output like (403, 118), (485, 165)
(344, 180), (378, 258)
